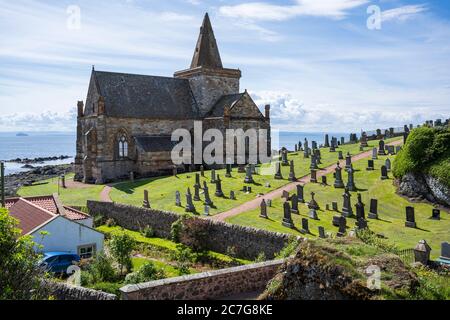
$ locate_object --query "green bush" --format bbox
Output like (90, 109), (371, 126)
(88, 252), (117, 283)
(89, 282), (123, 295)
(124, 261), (166, 284)
(105, 218), (116, 227)
(275, 238), (300, 259)
(170, 217), (184, 243)
(170, 244), (197, 275)
(140, 225), (154, 238)
(109, 233), (135, 275)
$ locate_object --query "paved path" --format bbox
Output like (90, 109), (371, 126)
(211, 140), (403, 222)
(100, 185), (113, 202)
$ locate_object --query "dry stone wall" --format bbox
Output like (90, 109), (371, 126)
(45, 281), (117, 300)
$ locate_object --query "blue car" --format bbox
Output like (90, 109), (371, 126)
(39, 252), (81, 274)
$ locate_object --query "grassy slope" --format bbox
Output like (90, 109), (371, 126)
(226, 151), (449, 258)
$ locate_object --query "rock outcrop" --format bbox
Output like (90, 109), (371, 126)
(398, 172), (450, 207)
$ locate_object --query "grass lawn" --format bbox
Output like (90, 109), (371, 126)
(131, 256), (182, 278)
(226, 150), (449, 258)
(109, 138), (400, 215)
(17, 173), (104, 207)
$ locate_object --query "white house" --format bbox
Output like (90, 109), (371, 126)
(6, 195), (104, 258)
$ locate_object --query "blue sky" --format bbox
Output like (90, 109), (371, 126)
(0, 0), (449, 132)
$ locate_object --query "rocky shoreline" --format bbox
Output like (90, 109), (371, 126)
(4, 155), (71, 167)
(4, 164), (74, 197)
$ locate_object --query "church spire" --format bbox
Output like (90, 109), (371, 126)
(190, 13), (223, 69)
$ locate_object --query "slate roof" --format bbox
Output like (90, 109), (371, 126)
(206, 93), (245, 118)
(134, 136), (178, 152)
(93, 71), (200, 119)
(190, 13), (223, 69)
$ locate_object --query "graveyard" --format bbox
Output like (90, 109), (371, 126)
(226, 144), (449, 258)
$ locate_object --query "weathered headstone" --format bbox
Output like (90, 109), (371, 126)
(215, 175), (224, 197)
(185, 188), (195, 213)
(341, 137), (345, 145)
(380, 165), (389, 180)
(337, 217), (346, 237)
(346, 165), (356, 191)
(318, 226), (326, 239)
(440, 242), (450, 261)
(204, 205), (210, 216)
(324, 134), (330, 148)
(310, 155), (318, 170)
(244, 165), (254, 184)
(345, 152), (352, 170)
(332, 215), (341, 227)
(396, 146), (402, 154)
(247, 186), (252, 193)
(385, 158), (391, 171)
(321, 175), (327, 185)
(360, 132), (369, 148)
(200, 165), (205, 177)
(308, 192), (320, 210)
(267, 199), (272, 207)
(405, 206), (416, 228)
(229, 190), (236, 200)
(282, 190), (290, 200)
(203, 181), (213, 206)
(334, 162), (345, 188)
(297, 184), (305, 203)
(312, 141), (318, 150)
(260, 199), (268, 219)
(356, 218), (368, 230)
(295, 144), (298, 152)
(288, 160), (297, 182)
(342, 188), (354, 217)
(372, 148), (378, 160)
(310, 169), (318, 183)
(274, 161), (283, 180)
(309, 208), (319, 220)
(172, 166), (177, 177)
(195, 173), (201, 188)
(338, 151), (343, 160)
(210, 169), (216, 183)
(225, 164), (232, 178)
(282, 202), (295, 229)
(291, 194), (299, 214)
(301, 218), (309, 234)
(378, 140), (386, 155)
(281, 149), (289, 166)
(193, 184), (201, 201)
(130, 171), (135, 182)
(367, 159), (374, 171)
(387, 145), (395, 155)
(431, 209), (441, 220)
(368, 199), (378, 219)
(238, 164), (246, 173)
(355, 193), (365, 220)
(143, 190), (150, 208)
(60, 175), (66, 188)
(175, 191), (181, 207)
(332, 201), (338, 212)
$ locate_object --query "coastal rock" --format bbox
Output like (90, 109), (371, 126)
(398, 172), (449, 207)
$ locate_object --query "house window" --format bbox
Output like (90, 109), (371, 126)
(78, 244), (96, 259)
(119, 135), (128, 158)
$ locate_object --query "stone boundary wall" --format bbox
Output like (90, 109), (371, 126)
(87, 201), (294, 260)
(120, 259), (285, 300)
(45, 281), (117, 300)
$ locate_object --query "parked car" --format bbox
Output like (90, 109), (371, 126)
(39, 252), (80, 274)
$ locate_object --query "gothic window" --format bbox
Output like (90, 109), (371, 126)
(118, 135), (128, 158)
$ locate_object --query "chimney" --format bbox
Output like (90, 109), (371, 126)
(77, 101), (84, 117)
(265, 104), (270, 119)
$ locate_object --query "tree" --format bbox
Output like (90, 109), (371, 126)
(109, 233), (135, 275)
(0, 208), (48, 300)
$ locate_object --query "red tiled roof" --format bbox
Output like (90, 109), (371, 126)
(63, 206), (90, 221)
(8, 198), (56, 235)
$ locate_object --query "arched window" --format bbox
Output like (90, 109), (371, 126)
(118, 135), (128, 158)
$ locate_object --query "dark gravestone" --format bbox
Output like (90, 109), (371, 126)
(324, 134), (330, 147)
(297, 184), (305, 203)
(332, 201), (338, 211)
(346, 166), (356, 191)
(238, 164), (246, 173)
(355, 193), (365, 220)
(210, 169), (216, 183)
(396, 146), (402, 154)
(337, 217), (347, 237)
(244, 166), (254, 184)
(440, 242), (450, 261)
(215, 175), (224, 197)
(282, 190), (290, 200)
(332, 215), (341, 227)
(321, 175), (327, 185)
(380, 165), (389, 180)
(308, 192), (320, 210)
(260, 199), (268, 219)
(247, 186), (252, 193)
(303, 147), (310, 159)
(274, 162), (283, 180)
(267, 199), (272, 207)
(342, 188), (354, 217)
(243, 186), (248, 192)
(200, 165), (205, 177)
(338, 151), (343, 160)
(185, 188), (195, 213)
(318, 226), (326, 239)
(301, 218), (309, 234)
(195, 173), (201, 188)
(405, 206), (416, 228)
(288, 160), (297, 182)
(291, 194), (299, 214)
(372, 148), (378, 160)
(143, 190), (150, 208)
(193, 184), (201, 201)
(295, 144), (298, 152)
(175, 191), (181, 207)
(334, 162), (345, 188)
(310, 169), (318, 183)
(282, 202), (295, 229)
(203, 181), (213, 206)
(229, 190), (236, 200)
(326, 204), (330, 211)
(345, 152), (352, 170)
(367, 159), (374, 171)
(431, 209), (440, 220)
(312, 141), (318, 150)
(310, 155), (318, 170)
(309, 208), (319, 220)
(356, 218), (368, 230)
(378, 140), (386, 155)
(368, 199), (378, 219)
(385, 158), (391, 171)
(225, 164), (232, 178)
(360, 132), (369, 148)
(281, 150), (289, 166)
(341, 137), (345, 145)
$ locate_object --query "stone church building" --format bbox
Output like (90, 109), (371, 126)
(75, 13), (271, 184)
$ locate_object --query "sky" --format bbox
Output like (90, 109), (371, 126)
(0, 0), (449, 133)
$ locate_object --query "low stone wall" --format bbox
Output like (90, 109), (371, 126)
(45, 281), (117, 300)
(120, 259), (284, 300)
(87, 201), (294, 260)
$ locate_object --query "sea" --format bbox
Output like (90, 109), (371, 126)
(0, 131), (348, 176)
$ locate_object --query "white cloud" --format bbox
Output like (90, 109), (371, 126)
(382, 4), (428, 22)
(219, 0), (368, 21)
(0, 109), (77, 132)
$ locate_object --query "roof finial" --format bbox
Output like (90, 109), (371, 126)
(92, 65), (95, 71)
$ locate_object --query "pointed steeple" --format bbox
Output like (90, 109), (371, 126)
(190, 13), (223, 69)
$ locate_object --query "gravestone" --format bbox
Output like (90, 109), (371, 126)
(312, 141), (318, 150)
(288, 160), (297, 182)
(303, 147), (310, 159)
(200, 165), (205, 177)
(318, 226), (326, 239)
(338, 151), (343, 160)
(204, 205), (210, 216)
(359, 146), (364, 152)
(185, 188), (195, 213)
(330, 144), (336, 152)
(308, 191), (320, 210)
(175, 191), (181, 207)
(203, 181), (213, 206)
(337, 217), (347, 237)
(291, 195), (299, 214)
(334, 162), (345, 188)
(321, 175), (327, 185)
(324, 134), (330, 148)
(368, 199), (378, 219)
(360, 132), (369, 147)
(326, 204), (330, 211)
(346, 165), (356, 191)
(215, 175), (224, 197)
(251, 164), (257, 175)
(229, 190), (236, 200)
(244, 165), (254, 184)
(342, 188), (354, 217)
(130, 171), (135, 182)
(345, 152), (352, 170)
(282, 190), (290, 200)
(385, 158), (391, 171)
(356, 218), (368, 230)
(297, 184), (305, 203)
(310, 155), (318, 170)
(210, 169), (216, 183)
(243, 186), (248, 193)
(195, 173), (201, 188)
(431, 209), (440, 220)
(332, 201), (338, 212)
(265, 182), (271, 188)
(378, 140), (386, 155)
(281, 150), (289, 166)
(247, 186), (252, 193)
(298, 141), (302, 150)
(274, 162), (283, 180)
(310, 169), (318, 183)
(387, 145), (395, 155)
(260, 199), (268, 219)
(380, 165), (389, 180)
(341, 137), (345, 145)
(238, 164), (246, 173)
(225, 164), (232, 178)
(440, 242), (450, 261)
(372, 148), (378, 160)
(309, 208), (319, 220)
(367, 159), (374, 171)
(295, 144), (298, 152)
(332, 215), (341, 227)
(143, 190), (150, 208)
(396, 146), (402, 153)
(282, 202), (295, 229)
(301, 218), (309, 234)
(193, 184), (201, 201)
(405, 206), (416, 228)
(60, 175), (66, 188)
(355, 193), (365, 220)
(267, 199), (272, 207)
